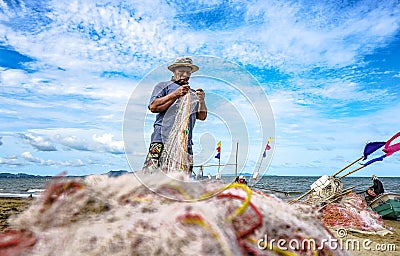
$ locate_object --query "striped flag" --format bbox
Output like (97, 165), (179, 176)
(215, 141), (221, 159)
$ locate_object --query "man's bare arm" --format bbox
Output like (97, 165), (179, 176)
(196, 89), (207, 120)
(149, 85), (190, 113)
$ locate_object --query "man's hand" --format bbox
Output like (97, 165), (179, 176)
(173, 85), (190, 97)
(195, 88), (205, 101)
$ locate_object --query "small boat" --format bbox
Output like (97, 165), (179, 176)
(368, 192), (400, 220)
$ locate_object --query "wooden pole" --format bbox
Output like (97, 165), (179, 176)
(235, 142), (238, 177)
(256, 155), (264, 174)
(332, 156), (363, 177)
(253, 147), (265, 179)
(219, 142), (221, 173)
(288, 189), (313, 205)
(339, 165), (366, 179)
(218, 154), (221, 174)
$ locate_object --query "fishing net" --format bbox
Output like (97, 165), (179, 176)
(321, 193), (391, 235)
(0, 172), (351, 256)
(159, 91), (198, 174)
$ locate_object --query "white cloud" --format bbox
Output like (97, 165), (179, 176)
(220, 1), (400, 71)
(92, 133), (124, 154)
(0, 109), (18, 115)
(0, 157), (22, 166)
(21, 151), (42, 163)
(19, 133), (57, 151)
(60, 159), (85, 167)
(0, 1), (399, 176)
(2, 0), (399, 75)
(305, 80), (389, 102)
(28, 129), (126, 155)
(0, 68), (29, 86)
(56, 135), (90, 151)
(267, 98), (400, 176)
(20, 151), (85, 167)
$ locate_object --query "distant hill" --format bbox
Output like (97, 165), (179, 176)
(0, 173), (51, 178)
(105, 170), (130, 177)
(0, 170), (130, 178)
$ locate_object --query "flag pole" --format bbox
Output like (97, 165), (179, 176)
(339, 165), (366, 179)
(253, 137), (272, 179)
(235, 142), (238, 177)
(288, 189), (313, 205)
(218, 145), (221, 174)
(214, 141), (222, 179)
(256, 155), (264, 173)
(332, 156), (363, 177)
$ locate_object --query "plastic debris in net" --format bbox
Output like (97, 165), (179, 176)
(321, 193), (391, 235)
(1, 172), (351, 256)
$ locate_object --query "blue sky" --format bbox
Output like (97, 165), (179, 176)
(0, 0), (399, 177)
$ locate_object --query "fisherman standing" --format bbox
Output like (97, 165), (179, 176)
(143, 57), (207, 174)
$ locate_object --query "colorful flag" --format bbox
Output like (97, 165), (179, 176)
(362, 131), (400, 166)
(362, 142), (385, 160)
(262, 137), (272, 158)
(363, 155), (387, 167)
(383, 131), (400, 156)
(215, 141), (221, 159)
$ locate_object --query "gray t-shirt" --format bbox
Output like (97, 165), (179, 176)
(149, 81), (199, 146)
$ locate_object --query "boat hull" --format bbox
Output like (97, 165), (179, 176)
(369, 193), (400, 220)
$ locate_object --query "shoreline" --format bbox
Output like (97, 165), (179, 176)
(0, 194), (40, 199)
(0, 197), (34, 231)
(0, 197), (398, 255)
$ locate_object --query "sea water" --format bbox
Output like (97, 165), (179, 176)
(1, 175), (399, 199)
(0, 177), (78, 198)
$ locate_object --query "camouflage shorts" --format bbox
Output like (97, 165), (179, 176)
(143, 142), (193, 173)
(143, 142), (164, 169)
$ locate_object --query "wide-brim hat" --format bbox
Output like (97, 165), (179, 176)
(168, 57), (199, 73)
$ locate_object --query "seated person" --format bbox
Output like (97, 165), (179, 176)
(235, 175), (247, 185)
(366, 174), (384, 202)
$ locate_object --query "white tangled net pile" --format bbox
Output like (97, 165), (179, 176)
(1, 172), (351, 256)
